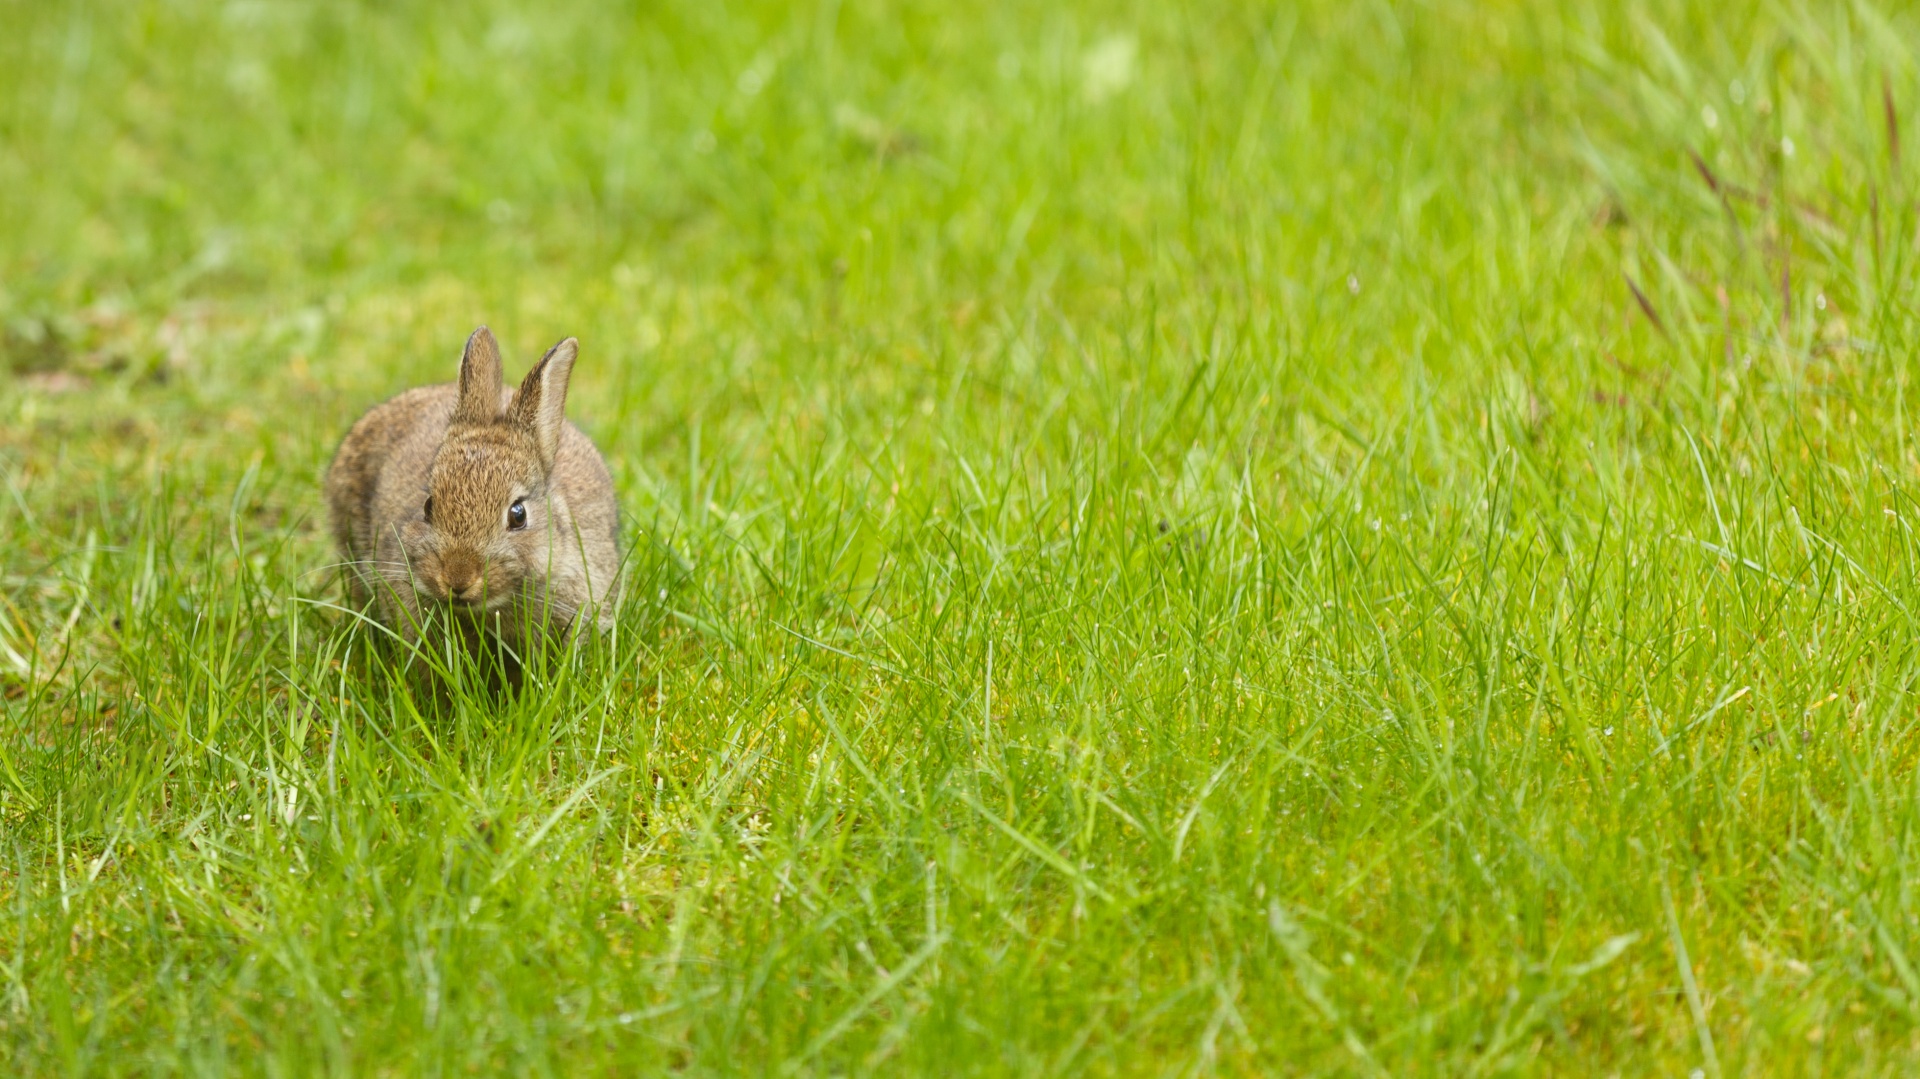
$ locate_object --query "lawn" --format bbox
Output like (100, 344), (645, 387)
(4, 0), (1920, 1072)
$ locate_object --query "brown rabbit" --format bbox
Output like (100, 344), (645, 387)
(325, 327), (620, 655)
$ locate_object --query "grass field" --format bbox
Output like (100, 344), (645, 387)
(5, 0), (1920, 1072)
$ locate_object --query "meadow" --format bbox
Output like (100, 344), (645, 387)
(4, 0), (1920, 1072)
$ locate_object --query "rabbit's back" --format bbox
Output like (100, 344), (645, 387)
(548, 422), (622, 626)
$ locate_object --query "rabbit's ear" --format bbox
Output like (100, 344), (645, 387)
(509, 337), (578, 468)
(453, 326), (505, 426)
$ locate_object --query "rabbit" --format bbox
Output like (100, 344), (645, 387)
(325, 326), (621, 659)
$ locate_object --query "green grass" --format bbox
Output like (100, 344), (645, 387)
(4, 0), (1920, 1072)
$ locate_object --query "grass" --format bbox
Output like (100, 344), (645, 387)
(4, 0), (1920, 1072)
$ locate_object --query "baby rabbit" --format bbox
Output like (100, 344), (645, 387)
(325, 327), (620, 654)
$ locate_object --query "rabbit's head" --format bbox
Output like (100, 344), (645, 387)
(398, 327), (581, 616)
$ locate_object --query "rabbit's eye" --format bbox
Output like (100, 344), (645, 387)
(423, 496), (434, 524)
(507, 500), (528, 530)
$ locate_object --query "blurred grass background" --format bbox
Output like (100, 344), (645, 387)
(6, 0), (1920, 1072)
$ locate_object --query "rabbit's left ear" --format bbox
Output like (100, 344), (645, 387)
(453, 326), (505, 426)
(509, 337), (578, 468)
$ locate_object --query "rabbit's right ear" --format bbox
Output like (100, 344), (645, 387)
(508, 337), (577, 469)
(452, 326), (505, 426)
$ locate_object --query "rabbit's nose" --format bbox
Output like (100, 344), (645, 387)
(442, 554), (483, 602)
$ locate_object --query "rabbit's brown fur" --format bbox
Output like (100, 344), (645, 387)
(326, 327), (620, 652)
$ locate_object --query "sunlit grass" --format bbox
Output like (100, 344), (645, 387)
(6, 0), (1920, 1072)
